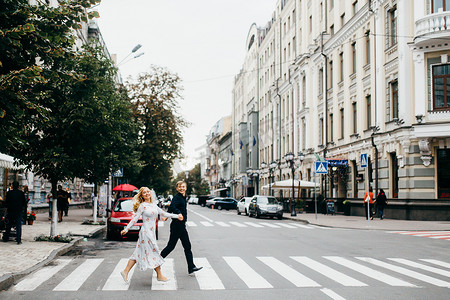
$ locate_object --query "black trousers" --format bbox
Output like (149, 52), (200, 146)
(160, 221), (195, 271)
(3, 212), (22, 243)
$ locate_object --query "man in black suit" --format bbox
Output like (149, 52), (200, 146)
(160, 181), (202, 275)
(2, 181), (27, 244)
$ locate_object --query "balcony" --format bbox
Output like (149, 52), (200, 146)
(415, 11), (450, 47)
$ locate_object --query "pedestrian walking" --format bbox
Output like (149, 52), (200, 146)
(64, 187), (71, 217)
(375, 189), (388, 219)
(56, 185), (69, 222)
(160, 181), (203, 275)
(364, 187), (374, 220)
(120, 187), (183, 284)
(2, 181), (27, 244)
(47, 193), (53, 220)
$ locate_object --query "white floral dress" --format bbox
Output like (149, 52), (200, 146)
(124, 202), (178, 271)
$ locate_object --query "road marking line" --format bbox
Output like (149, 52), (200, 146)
(324, 256), (415, 287)
(288, 222), (313, 229)
(420, 259), (450, 269)
(187, 208), (213, 222)
(223, 256), (272, 289)
(388, 258), (450, 278)
(321, 288), (347, 300)
(259, 222), (281, 228)
(15, 259), (72, 291)
(291, 256), (367, 286)
(274, 222), (296, 228)
(53, 258), (103, 291)
(193, 257), (225, 290)
(258, 256), (320, 287)
(229, 221), (247, 227)
(152, 258), (176, 290)
(103, 258), (135, 290)
(186, 221), (197, 227)
(356, 257), (450, 287)
(215, 221), (231, 227)
(200, 221), (214, 227)
(244, 222), (264, 228)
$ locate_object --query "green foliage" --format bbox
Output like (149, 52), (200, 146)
(126, 65), (188, 194)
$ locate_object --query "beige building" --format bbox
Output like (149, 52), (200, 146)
(232, 0), (450, 220)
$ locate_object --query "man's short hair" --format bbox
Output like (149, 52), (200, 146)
(176, 181), (186, 188)
(58, 185), (62, 189)
(12, 181), (19, 189)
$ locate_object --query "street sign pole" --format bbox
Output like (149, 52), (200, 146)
(361, 153), (369, 225)
(314, 171), (317, 220)
(315, 161), (328, 220)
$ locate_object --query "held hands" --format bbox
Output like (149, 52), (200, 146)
(177, 214), (184, 221)
(120, 230), (127, 236)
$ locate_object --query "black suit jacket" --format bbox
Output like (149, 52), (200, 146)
(5, 189), (27, 215)
(168, 192), (187, 223)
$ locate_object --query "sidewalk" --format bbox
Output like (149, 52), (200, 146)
(285, 212), (450, 231)
(0, 208), (105, 291)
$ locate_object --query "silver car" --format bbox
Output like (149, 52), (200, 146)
(237, 197), (252, 215)
(248, 195), (283, 219)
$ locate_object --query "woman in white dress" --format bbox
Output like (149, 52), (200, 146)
(120, 187), (183, 283)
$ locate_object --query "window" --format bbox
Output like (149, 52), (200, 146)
(330, 24), (334, 35)
(319, 118), (324, 145)
(340, 108), (344, 139)
(366, 95), (372, 129)
(310, 15), (313, 32)
(365, 31), (370, 65)
(386, 6), (397, 48)
(433, 64), (450, 110)
(432, 0), (450, 13)
(352, 102), (357, 133)
(329, 113), (334, 142)
(329, 0), (334, 10)
(352, 1), (358, 15)
(339, 52), (344, 82)
(302, 117), (306, 150)
(319, 67), (324, 94)
(391, 80), (399, 119)
(341, 13), (345, 27)
(302, 76), (306, 107)
(351, 42), (356, 74)
(328, 60), (333, 88)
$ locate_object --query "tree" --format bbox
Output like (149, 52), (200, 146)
(126, 65), (188, 194)
(0, 0), (100, 151)
(188, 163), (209, 195)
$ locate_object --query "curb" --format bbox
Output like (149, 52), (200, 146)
(0, 225), (106, 291)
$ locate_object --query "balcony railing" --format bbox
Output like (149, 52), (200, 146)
(415, 11), (450, 38)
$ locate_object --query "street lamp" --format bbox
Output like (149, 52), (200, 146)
(284, 152), (296, 216)
(260, 162), (267, 195)
(269, 161), (277, 196)
(118, 44), (144, 66)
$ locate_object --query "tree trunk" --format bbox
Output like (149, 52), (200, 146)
(50, 180), (58, 236)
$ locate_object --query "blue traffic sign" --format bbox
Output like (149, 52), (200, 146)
(315, 161), (328, 174)
(361, 153), (368, 168)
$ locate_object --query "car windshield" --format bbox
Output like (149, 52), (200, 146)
(258, 197), (278, 204)
(114, 200), (134, 212)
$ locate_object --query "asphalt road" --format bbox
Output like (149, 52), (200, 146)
(2, 205), (450, 300)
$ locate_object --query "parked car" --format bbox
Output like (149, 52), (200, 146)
(248, 195), (283, 219)
(188, 194), (198, 204)
(161, 195), (173, 209)
(197, 195), (214, 207)
(237, 197), (252, 215)
(205, 197), (238, 210)
(106, 197), (158, 240)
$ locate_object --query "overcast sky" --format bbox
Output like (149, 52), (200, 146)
(96, 0), (275, 169)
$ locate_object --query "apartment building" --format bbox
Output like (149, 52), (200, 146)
(231, 0), (450, 220)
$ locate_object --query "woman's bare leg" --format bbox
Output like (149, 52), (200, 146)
(154, 266), (167, 281)
(123, 259), (136, 280)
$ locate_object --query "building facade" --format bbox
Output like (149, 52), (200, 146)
(231, 0), (450, 220)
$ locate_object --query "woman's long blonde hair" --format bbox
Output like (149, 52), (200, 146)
(132, 187), (153, 213)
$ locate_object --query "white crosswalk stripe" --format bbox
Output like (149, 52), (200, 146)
(288, 222), (314, 229)
(152, 258), (176, 290)
(215, 221), (231, 227)
(257, 256), (320, 287)
(14, 255), (450, 292)
(259, 222), (281, 228)
(389, 231), (450, 241)
(223, 256), (273, 289)
(15, 259), (72, 291)
(274, 222), (296, 228)
(229, 221), (247, 227)
(356, 257), (450, 287)
(103, 258), (135, 290)
(244, 222), (264, 228)
(291, 256), (367, 286)
(324, 256), (415, 287)
(186, 221), (197, 226)
(420, 259), (450, 269)
(193, 257), (225, 290)
(387, 258), (450, 278)
(53, 258), (103, 291)
(200, 221), (214, 227)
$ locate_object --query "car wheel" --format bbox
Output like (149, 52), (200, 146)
(201, 203), (205, 207)
(237, 208), (241, 215)
(218, 205), (222, 210)
(245, 209), (248, 216)
(248, 211), (253, 217)
(277, 215), (283, 220)
(106, 228), (116, 240)
(256, 210), (261, 218)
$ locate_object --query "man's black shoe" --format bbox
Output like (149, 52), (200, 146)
(188, 267), (203, 275)
(17, 241), (22, 245)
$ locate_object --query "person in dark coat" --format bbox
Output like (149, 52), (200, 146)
(160, 181), (202, 275)
(375, 189), (388, 220)
(2, 181), (27, 244)
(56, 185), (69, 222)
